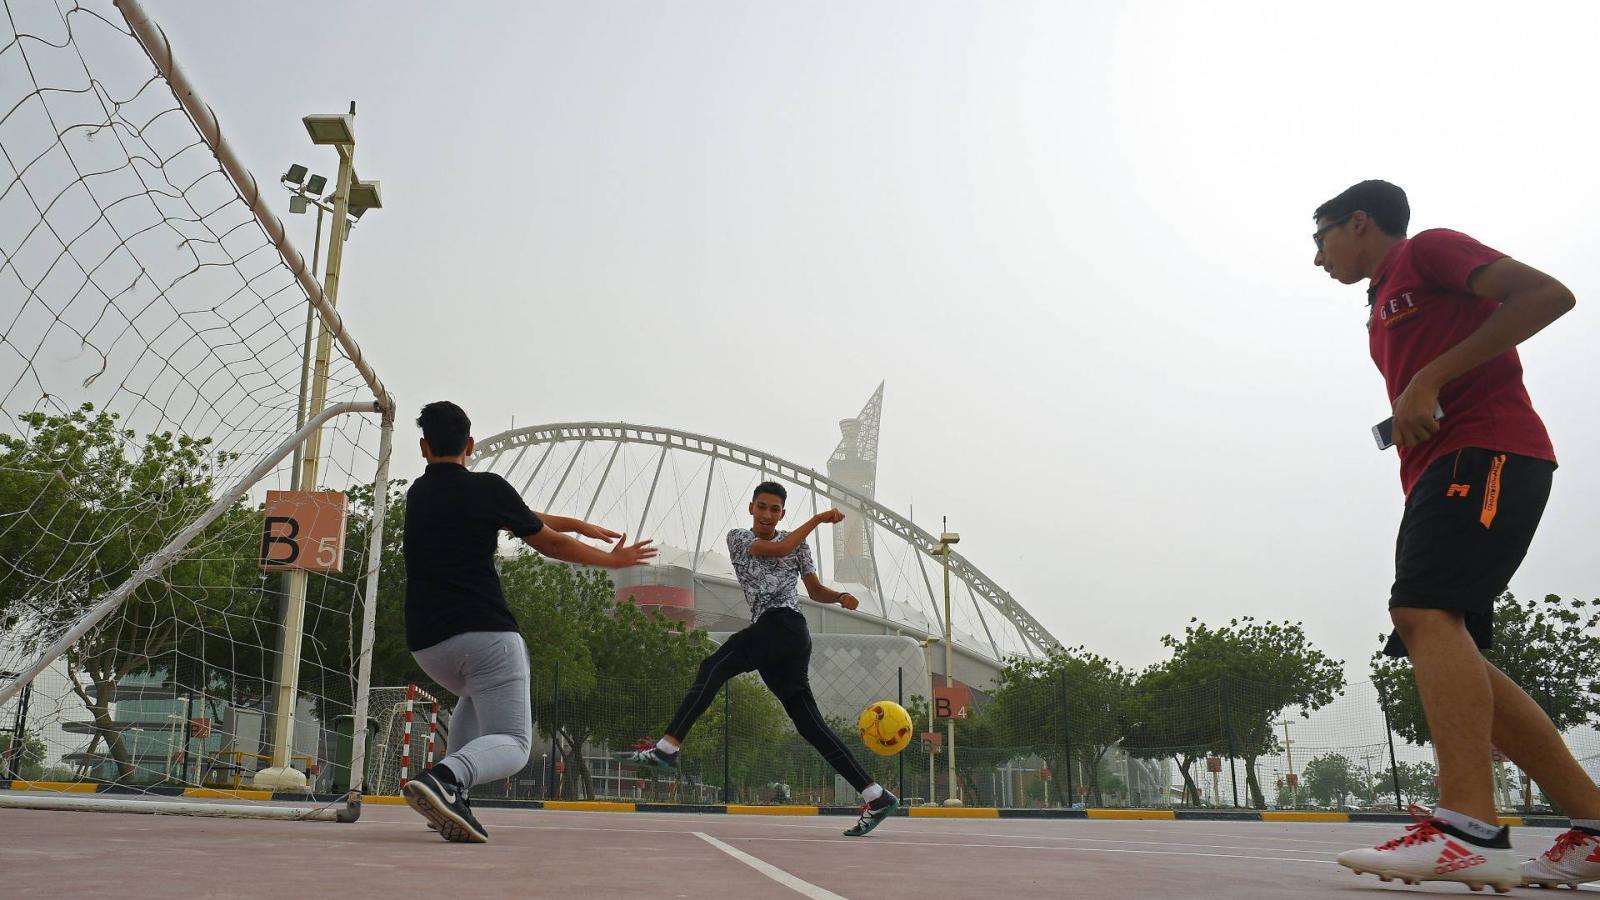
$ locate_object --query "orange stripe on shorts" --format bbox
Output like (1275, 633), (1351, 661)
(1480, 454), (1506, 528)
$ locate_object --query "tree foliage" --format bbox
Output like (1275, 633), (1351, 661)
(0, 405), (263, 779)
(1302, 752), (1365, 809)
(1371, 592), (1600, 746)
(1154, 618), (1345, 808)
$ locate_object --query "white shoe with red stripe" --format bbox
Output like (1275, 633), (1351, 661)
(1521, 827), (1600, 889)
(1337, 809), (1519, 893)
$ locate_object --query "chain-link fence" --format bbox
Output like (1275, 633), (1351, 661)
(451, 665), (1599, 813)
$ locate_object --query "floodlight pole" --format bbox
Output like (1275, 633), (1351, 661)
(255, 106), (359, 791)
(939, 520), (961, 807)
(921, 637), (936, 804)
(1279, 719), (1296, 808)
(289, 199), (327, 492)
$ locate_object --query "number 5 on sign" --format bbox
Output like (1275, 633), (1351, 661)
(259, 491), (348, 572)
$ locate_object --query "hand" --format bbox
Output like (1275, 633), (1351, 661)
(1392, 373), (1443, 449)
(573, 520), (623, 543)
(815, 509), (845, 525)
(607, 534), (658, 567)
(837, 592), (859, 611)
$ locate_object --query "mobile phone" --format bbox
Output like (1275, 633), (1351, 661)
(1373, 402), (1445, 450)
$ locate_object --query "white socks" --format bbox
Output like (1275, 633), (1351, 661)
(1433, 806), (1503, 842)
(861, 784), (884, 803)
(655, 737), (680, 755)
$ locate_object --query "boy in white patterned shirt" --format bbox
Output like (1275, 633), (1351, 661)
(618, 481), (898, 836)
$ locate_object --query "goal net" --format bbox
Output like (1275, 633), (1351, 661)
(366, 685), (449, 798)
(0, 0), (394, 821)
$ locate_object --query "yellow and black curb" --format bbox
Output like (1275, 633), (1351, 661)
(0, 781), (1561, 828)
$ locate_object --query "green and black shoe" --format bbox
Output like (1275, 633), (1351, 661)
(615, 744), (680, 773)
(844, 790), (898, 837)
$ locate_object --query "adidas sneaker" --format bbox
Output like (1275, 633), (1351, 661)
(1336, 809), (1518, 892)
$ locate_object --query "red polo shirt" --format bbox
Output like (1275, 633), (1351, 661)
(1367, 228), (1556, 496)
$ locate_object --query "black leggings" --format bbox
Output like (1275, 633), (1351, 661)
(664, 609), (873, 793)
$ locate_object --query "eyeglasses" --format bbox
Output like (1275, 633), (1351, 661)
(1313, 212), (1354, 250)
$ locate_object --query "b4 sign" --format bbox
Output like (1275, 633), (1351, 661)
(259, 491), (348, 572)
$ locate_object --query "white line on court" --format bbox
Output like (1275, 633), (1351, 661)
(738, 834), (1341, 865)
(692, 831), (849, 899)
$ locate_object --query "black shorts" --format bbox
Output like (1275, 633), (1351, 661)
(1384, 447), (1554, 658)
(719, 607), (812, 699)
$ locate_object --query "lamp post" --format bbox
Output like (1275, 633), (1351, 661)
(280, 163), (378, 490)
(919, 636), (937, 805)
(933, 522), (961, 807)
(1277, 718), (1296, 808)
(254, 103), (383, 791)
(280, 164), (328, 492)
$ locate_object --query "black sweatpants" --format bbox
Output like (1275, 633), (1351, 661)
(664, 608), (873, 793)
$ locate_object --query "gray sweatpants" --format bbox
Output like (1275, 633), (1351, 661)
(411, 630), (532, 790)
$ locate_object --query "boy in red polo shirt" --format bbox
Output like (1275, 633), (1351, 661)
(1312, 181), (1598, 890)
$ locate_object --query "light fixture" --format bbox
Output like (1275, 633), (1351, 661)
(283, 163), (308, 186)
(347, 178), (382, 212)
(302, 113), (355, 146)
(304, 174), (328, 195)
(289, 195), (308, 214)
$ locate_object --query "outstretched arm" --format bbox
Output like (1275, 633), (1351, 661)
(525, 528), (656, 569)
(749, 509), (844, 558)
(536, 513), (624, 543)
(803, 573), (858, 610)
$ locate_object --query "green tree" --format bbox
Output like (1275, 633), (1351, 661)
(0, 728), (48, 780)
(502, 551), (718, 800)
(0, 405), (263, 781)
(1302, 752), (1365, 809)
(1378, 760), (1439, 807)
(1371, 592), (1600, 746)
(300, 479), (419, 720)
(1123, 664), (1223, 806)
(683, 673), (792, 803)
(1156, 618), (1345, 809)
(987, 646), (1130, 806)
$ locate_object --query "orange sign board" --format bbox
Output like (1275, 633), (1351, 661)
(933, 685), (972, 720)
(920, 732), (943, 754)
(1206, 755), (1223, 773)
(259, 491), (348, 572)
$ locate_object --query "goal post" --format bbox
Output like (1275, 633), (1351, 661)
(0, 0), (395, 822)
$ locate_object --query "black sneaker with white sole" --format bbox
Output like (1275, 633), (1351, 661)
(403, 766), (488, 843)
(844, 790), (898, 837)
(615, 745), (680, 773)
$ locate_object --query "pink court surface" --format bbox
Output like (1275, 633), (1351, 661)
(2, 797), (1596, 899)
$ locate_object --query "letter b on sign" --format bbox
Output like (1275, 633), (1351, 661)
(258, 490), (348, 572)
(933, 685), (972, 720)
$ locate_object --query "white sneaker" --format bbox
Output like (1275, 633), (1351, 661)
(1521, 827), (1600, 889)
(1337, 811), (1519, 893)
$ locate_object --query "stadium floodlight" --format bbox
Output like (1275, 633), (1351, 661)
(283, 163), (308, 186)
(302, 112), (355, 146)
(305, 173), (328, 195)
(289, 194), (308, 214)
(348, 178), (382, 213)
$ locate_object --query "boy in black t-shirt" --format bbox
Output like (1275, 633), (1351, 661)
(402, 401), (656, 843)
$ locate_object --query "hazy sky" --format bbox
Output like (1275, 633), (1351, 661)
(147, 0), (1599, 678)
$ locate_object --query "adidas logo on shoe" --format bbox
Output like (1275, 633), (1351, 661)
(1434, 840), (1488, 875)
